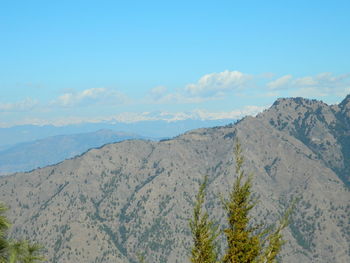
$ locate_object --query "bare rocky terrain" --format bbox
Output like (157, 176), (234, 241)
(0, 95), (349, 263)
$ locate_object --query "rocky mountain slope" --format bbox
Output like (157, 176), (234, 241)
(258, 95), (350, 186)
(0, 95), (349, 263)
(0, 129), (143, 175)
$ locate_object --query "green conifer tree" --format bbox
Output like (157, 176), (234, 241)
(0, 202), (45, 263)
(222, 142), (260, 263)
(189, 176), (219, 263)
(222, 141), (291, 263)
(0, 203), (10, 263)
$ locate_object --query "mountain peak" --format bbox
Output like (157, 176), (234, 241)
(272, 97), (323, 108)
(339, 94), (350, 109)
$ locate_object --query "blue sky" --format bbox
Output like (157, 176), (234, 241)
(1, 0), (350, 127)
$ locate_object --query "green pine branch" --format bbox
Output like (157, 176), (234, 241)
(0, 203), (45, 263)
(189, 140), (294, 263)
(189, 176), (220, 263)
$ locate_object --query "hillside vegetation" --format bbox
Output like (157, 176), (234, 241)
(0, 95), (349, 262)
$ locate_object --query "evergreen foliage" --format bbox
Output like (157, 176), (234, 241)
(222, 142), (291, 263)
(190, 141), (292, 263)
(189, 176), (219, 263)
(222, 143), (260, 263)
(0, 203), (45, 263)
(0, 203), (10, 263)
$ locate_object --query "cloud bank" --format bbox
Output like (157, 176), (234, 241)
(1, 70), (349, 127)
(185, 70), (252, 97)
(0, 98), (38, 112)
(53, 88), (129, 107)
(267, 72), (350, 97)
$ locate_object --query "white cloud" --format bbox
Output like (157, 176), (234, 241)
(146, 86), (218, 104)
(3, 71), (349, 128)
(185, 70), (252, 97)
(146, 86), (181, 103)
(267, 75), (292, 90)
(267, 72), (350, 97)
(0, 98), (38, 112)
(57, 93), (74, 107)
(148, 92), (219, 104)
(54, 88), (129, 107)
(146, 70), (254, 104)
(80, 88), (105, 97)
(294, 76), (318, 86)
(149, 86), (167, 98)
(293, 73), (350, 97)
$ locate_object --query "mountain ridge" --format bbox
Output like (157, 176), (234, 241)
(258, 95), (350, 185)
(0, 119), (235, 148)
(0, 95), (349, 262)
(0, 129), (144, 175)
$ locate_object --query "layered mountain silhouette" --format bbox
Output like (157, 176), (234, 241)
(0, 129), (143, 175)
(0, 119), (234, 147)
(0, 95), (349, 262)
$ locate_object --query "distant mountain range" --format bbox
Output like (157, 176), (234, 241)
(0, 119), (235, 148)
(0, 119), (235, 175)
(0, 129), (144, 175)
(1, 95), (349, 262)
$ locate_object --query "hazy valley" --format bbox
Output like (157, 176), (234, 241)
(0, 119), (233, 175)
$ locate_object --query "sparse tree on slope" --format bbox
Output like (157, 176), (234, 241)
(261, 204), (293, 263)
